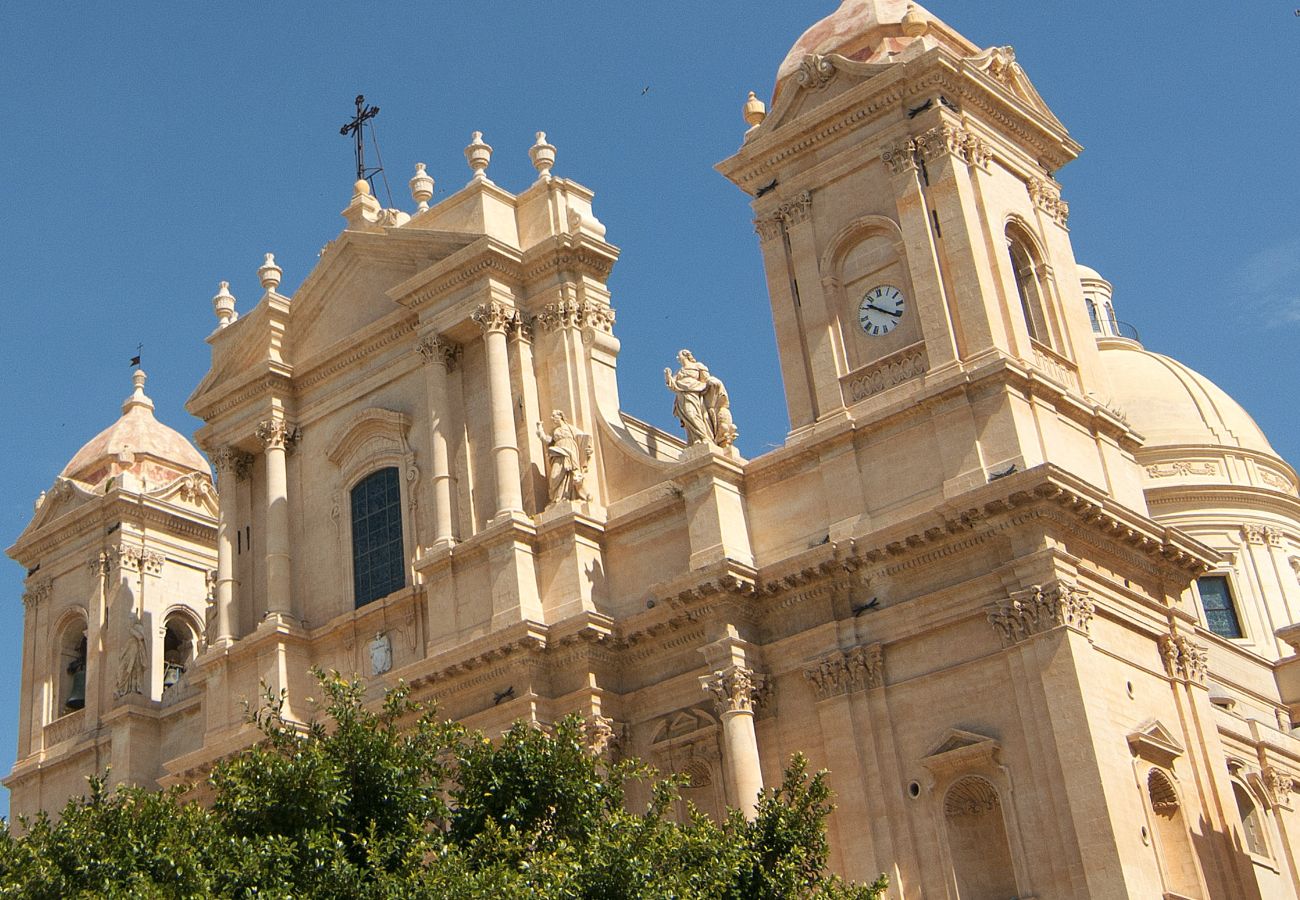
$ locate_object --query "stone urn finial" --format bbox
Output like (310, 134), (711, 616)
(902, 3), (929, 37)
(212, 280), (237, 328)
(258, 253), (282, 292)
(409, 162), (434, 211)
(529, 131), (556, 180)
(465, 131), (493, 181)
(743, 91), (767, 128)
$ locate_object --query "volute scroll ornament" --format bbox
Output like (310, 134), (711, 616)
(796, 53), (837, 91)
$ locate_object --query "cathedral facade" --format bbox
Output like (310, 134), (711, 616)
(9, 3), (1300, 897)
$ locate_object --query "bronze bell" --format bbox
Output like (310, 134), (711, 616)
(65, 662), (86, 711)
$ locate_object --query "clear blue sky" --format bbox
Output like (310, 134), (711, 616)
(1, 3), (1297, 818)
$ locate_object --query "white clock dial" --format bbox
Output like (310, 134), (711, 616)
(858, 285), (905, 336)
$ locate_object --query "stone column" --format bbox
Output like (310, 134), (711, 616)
(472, 301), (523, 518)
(210, 448), (244, 643)
(701, 663), (766, 820)
(255, 419), (294, 620)
(417, 334), (460, 548)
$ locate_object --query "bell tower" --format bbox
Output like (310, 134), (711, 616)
(719, 1), (1142, 507)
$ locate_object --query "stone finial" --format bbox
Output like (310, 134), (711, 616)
(258, 253), (282, 292)
(902, 3), (929, 37)
(212, 280), (237, 328)
(465, 131), (493, 181)
(123, 368), (154, 413)
(409, 162), (434, 211)
(353, 178), (372, 198)
(743, 91), (767, 128)
(529, 131), (556, 179)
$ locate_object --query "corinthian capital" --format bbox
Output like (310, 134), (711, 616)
(472, 300), (514, 335)
(417, 334), (460, 372)
(255, 418), (299, 452)
(701, 664), (769, 716)
(211, 446), (254, 482)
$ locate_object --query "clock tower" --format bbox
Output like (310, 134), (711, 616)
(718, 0), (1144, 510)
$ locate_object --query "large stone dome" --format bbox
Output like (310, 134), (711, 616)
(1100, 341), (1276, 457)
(61, 370), (209, 488)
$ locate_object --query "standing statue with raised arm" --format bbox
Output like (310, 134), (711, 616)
(664, 349), (738, 449)
(537, 410), (593, 505)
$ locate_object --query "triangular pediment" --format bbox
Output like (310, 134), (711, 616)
(1127, 719), (1183, 766)
(962, 45), (1065, 130)
(762, 53), (893, 133)
(922, 728), (1001, 776)
(19, 477), (99, 538)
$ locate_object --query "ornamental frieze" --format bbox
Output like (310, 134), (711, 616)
(1145, 461), (1218, 479)
(987, 581), (1094, 645)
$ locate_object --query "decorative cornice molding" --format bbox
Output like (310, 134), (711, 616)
(803, 643), (884, 701)
(416, 334), (461, 372)
(1158, 632), (1208, 684)
(987, 580), (1094, 645)
(700, 664), (769, 716)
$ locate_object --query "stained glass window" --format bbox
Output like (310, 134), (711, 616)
(1198, 575), (1242, 639)
(351, 467), (405, 607)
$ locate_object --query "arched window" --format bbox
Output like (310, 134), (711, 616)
(1233, 781), (1269, 857)
(56, 616), (88, 715)
(1085, 297), (1101, 334)
(350, 467), (405, 607)
(943, 776), (1017, 899)
(1006, 224), (1053, 347)
(162, 613), (198, 696)
(1147, 769), (1202, 897)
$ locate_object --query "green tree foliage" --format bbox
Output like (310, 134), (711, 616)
(0, 673), (888, 899)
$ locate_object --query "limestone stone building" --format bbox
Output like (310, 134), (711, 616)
(9, 2), (1300, 896)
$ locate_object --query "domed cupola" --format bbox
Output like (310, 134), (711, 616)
(772, 1), (977, 106)
(60, 369), (210, 490)
(1082, 266), (1294, 495)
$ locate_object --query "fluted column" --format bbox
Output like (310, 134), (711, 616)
(417, 334), (460, 547)
(472, 301), (523, 517)
(255, 419), (294, 619)
(702, 663), (767, 820)
(210, 447), (244, 642)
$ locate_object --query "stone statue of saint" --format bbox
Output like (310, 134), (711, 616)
(537, 410), (592, 505)
(369, 632), (393, 675)
(115, 614), (149, 698)
(664, 350), (738, 449)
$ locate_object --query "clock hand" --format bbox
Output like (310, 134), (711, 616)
(864, 303), (902, 318)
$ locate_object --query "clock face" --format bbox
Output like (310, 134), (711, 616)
(858, 285), (905, 336)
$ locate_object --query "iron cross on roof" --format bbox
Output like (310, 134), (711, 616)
(340, 94), (380, 183)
